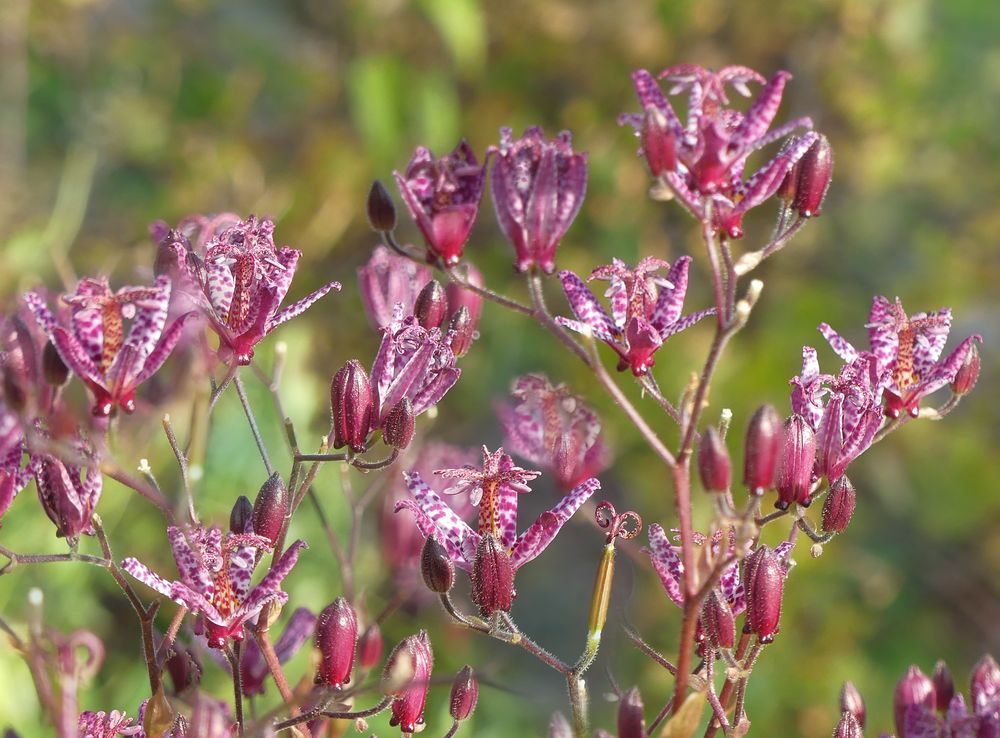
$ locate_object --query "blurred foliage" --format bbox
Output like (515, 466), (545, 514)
(1, 0), (998, 736)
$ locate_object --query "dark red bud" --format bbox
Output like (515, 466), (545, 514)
(952, 343), (980, 396)
(414, 280), (448, 329)
(971, 654), (1000, 711)
(331, 359), (374, 452)
(834, 711), (863, 738)
(382, 398), (415, 450)
(448, 306), (475, 358)
(471, 533), (515, 617)
(383, 632), (433, 734)
(1, 365), (26, 413)
(743, 404), (783, 495)
(252, 472), (287, 546)
(42, 341), (70, 387)
(449, 665), (479, 721)
(698, 427), (731, 493)
(894, 666), (936, 737)
(367, 179), (397, 232)
(229, 495), (254, 535)
(932, 660), (954, 712)
(358, 623), (383, 670)
(164, 643), (202, 694)
(793, 134), (833, 218)
(617, 686), (645, 738)
(744, 546), (784, 642)
(420, 536), (455, 593)
(776, 160), (800, 202)
(315, 598), (358, 689)
(840, 681), (866, 728)
(822, 476), (856, 534)
(702, 590), (736, 649)
(775, 414), (817, 509)
(640, 108), (678, 177)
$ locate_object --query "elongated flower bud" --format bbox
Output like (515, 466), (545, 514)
(698, 427), (731, 493)
(792, 134), (833, 218)
(743, 404), (782, 495)
(617, 686), (645, 738)
(894, 666), (935, 738)
(383, 631), (433, 734)
(252, 473), (287, 546)
(367, 179), (397, 232)
(932, 661), (954, 712)
(331, 360), (374, 452)
(449, 665), (478, 721)
(586, 544), (616, 645)
(744, 546), (784, 642)
(822, 476), (856, 533)
(952, 343), (980, 396)
(702, 589), (736, 649)
(315, 598), (358, 689)
(229, 495), (254, 535)
(971, 654), (1000, 711)
(775, 414), (816, 509)
(833, 711), (863, 738)
(42, 341), (70, 387)
(641, 108), (677, 177)
(472, 533), (515, 617)
(358, 623), (383, 670)
(448, 306), (475, 358)
(420, 536), (455, 594)
(414, 280), (448, 330)
(382, 398), (415, 450)
(840, 681), (866, 728)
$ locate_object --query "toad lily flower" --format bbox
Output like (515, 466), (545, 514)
(557, 256), (714, 375)
(490, 126), (588, 274)
(179, 215), (341, 366)
(498, 374), (609, 489)
(25, 276), (193, 417)
(394, 140), (487, 266)
(394, 447), (600, 612)
(818, 296), (982, 419)
(122, 525), (307, 649)
(28, 427), (102, 540)
(620, 65), (819, 238)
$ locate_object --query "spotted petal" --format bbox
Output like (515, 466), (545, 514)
(398, 471), (479, 570)
(121, 557), (176, 599)
(818, 322), (860, 364)
(557, 271), (618, 339)
(649, 256), (691, 332)
(167, 526), (214, 596)
(267, 280), (342, 332)
(511, 477), (599, 569)
(230, 540), (306, 624)
(646, 524), (684, 607)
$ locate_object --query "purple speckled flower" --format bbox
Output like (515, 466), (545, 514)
(620, 65), (819, 238)
(357, 245), (433, 329)
(645, 524), (793, 614)
(818, 296), (982, 419)
(394, 141), (487, 267)
(78, 706), (146, 737)
(557, 256), (715, 375)
(395, 447), (599, 575)
(0, 441), (29, 528)
(490, 127), (588, 274)
(122, 525), (306, 649)
(24, 276), (193, 417)
(498, 374), (609, 489)
(28, 428), (102, 540)
(177, 215), (341, 366)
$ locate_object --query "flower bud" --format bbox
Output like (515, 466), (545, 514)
(471, 533), (515, 617)
(971, 654), (1000, 711)
(792, 134), (833, 218)
(776, 160), (800, 202)
(229, 495), (254, 534)
(315, 598), (358, 690)
(834, 711), (863, 738)
(358, 623), (383, 670)
(448, 306), (475, 358)
(701, 589), (736, 649)
(952, 343), (980, 396)
(822, 476), (856, 534)
(775, 414), (816, 509)
(331, 360), (374, 452)
(449, 665), (479, 721)
(1, 364), (26, 413)
(894, 666), (935, 737)
(165, 642), (202, 694)
(744, 546), (784, 642)
(381, 398), (415, 450)
(252, 472), (287, 546)
(698, 427), (731, 493)
(640, 107), (677, 177)
(367, 179), (397, 232)
(42, 341), (70, 387)
(414, 280), (448, 330)
(420, 536), (455, 593)
(617, 686), (645, 738)
(932, 660), (954, 712)
(743, 404), (782, 495)
(840, 681), (866, 728)
(383, 631), (433, 734)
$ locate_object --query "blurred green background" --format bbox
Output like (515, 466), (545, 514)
(1, 0), (998, 735)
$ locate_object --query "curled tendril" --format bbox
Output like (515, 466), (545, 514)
(594, 501), (643, 544)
